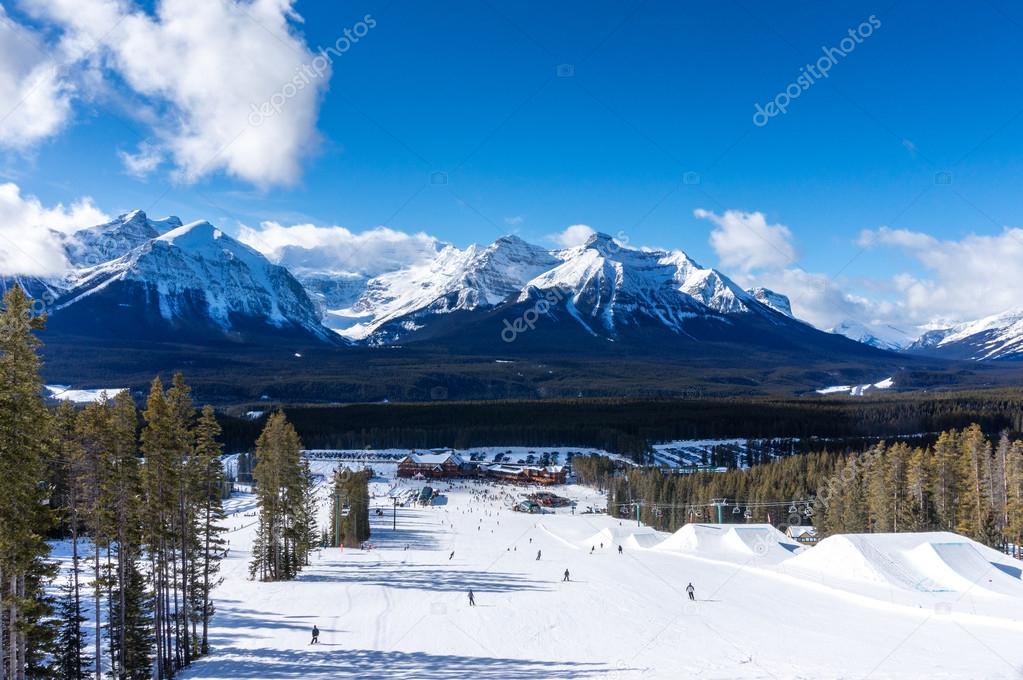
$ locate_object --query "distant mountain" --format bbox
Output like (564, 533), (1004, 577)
(747, 287), (793, 318)
(907, 309), (1023, 361)
(317, 231), (893, 364)
(48, 220), (334, 345)
(329, 234), (560, 342)
(59, 209), (183, 267)
(828, 319), (915, 352)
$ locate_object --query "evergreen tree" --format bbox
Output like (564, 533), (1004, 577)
(55, 570), (91, 680)
(0, 286), (56, 680)
(191, 406), (226, 656)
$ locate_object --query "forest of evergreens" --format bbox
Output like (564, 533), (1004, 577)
(572, 425), (1023, 553)
(216, 391), (1023, 461)
(0, 288), (315, 679)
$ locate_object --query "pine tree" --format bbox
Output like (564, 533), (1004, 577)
(0, 286), (56, 680)
(957, 424), (993, 541)
(191, 406), (226, 656)
(249, 412), (310, 581)
(55, 569), (91, 680)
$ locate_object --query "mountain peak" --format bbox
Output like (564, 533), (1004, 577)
(747, 287), (793, 318)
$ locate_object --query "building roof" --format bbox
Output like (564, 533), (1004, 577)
(399, 452), (464, 466)
(787, 526), (817, 538)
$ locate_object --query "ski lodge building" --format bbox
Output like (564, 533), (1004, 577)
(396, 452), (468, 479)
(396, 451), (568, 485)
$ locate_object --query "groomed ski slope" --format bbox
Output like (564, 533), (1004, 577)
(182, 464), (1023, 679)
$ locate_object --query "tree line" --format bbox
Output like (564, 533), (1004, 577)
(215, 392), (1023, 462)
(1, 288), (227, 680)
(573, 424), (1023, 553)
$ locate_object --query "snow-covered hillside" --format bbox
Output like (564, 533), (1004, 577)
(53, 220), (331, 341)
(828, 319), (914, 352)
(329, 235), (559, 341)
(179, 462), (1023, 679)
(333, 231), (790, 343)
(909, 309), (1023, 360)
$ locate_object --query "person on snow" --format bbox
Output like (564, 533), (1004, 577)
(468, 589), (476, 606)
(686, 583), (695, 601)
(449, 551), (455, 560)
(310, 625), (320, 644)
(563, 569), (570, 582)
(618, 545), (623, 555)
(536, 549), (542, 560)
(590, 546), (594, 554)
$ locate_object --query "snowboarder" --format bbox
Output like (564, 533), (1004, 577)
(468, 589), (476, 606)
(536, 550), (541, 560)
(449, 551), (455, 560)
(563, 569), (570, 582)
(310, 625), (320, 644)
(618, 545), (623, 555)
(686, 583), (695, 601)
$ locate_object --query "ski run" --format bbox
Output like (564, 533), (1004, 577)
(99, 458), (1023, 680)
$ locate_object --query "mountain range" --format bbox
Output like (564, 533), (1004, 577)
(5, 210), (1022, 401)
(9, 210), (1023, 361)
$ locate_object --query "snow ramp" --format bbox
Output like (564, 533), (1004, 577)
(908, 541), (1023, 597)
(581, 526), (661, 550)
(655, 523), (720, 553)
(722, 525), (802, 560)
(783, 532), (1023, 594)
(654, 523), (799, 563)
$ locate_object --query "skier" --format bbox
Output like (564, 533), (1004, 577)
(468, 589), (476, 607)
(449, 551), (455, 560)
(310, 625), (320, 644)
(563, 569), (570, 582)
(686, 583), (695, 601)
(536, 549), (541, 561)
(618, 545), (623, 555)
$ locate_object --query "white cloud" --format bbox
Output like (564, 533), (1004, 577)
(859, 225), (1023, 323)
(237, 221), (442, 277)
(0, 6), (73, 149)
(0, 182), (109, 276)
(549, 224), (595, 248)
(28, 0), (338, 186)
(696, 208), (797, 273)
(118, 141), (164, 177)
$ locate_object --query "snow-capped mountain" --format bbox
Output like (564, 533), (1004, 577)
(329, 234), (560, 342)
(746, 287), (793, 318)
(48, 220), (332, 344)
(59, 209), (183, 267)
(907, 309), (1023, 360)
(324, 231), (871, 359)
(828, 319), (915, 352)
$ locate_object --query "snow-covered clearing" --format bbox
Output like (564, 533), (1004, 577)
(180, 462), (1023, 679)
(45, 384), (128, 402)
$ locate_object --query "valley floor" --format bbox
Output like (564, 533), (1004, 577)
(180, 463), (1023, 679)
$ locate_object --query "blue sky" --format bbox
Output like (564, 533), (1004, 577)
(3, 0), (1023, 331)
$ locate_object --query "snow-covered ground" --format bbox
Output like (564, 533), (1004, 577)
(45, 384), (128, 403)
(180, 463), (1023, 679)
(816, 376), (895, 396)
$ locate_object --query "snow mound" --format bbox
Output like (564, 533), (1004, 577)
(784, 532), (1023, 594)
(654, 523), (799, 563)
(722, 525), (802, 559)
(581, 526), (660, 549)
